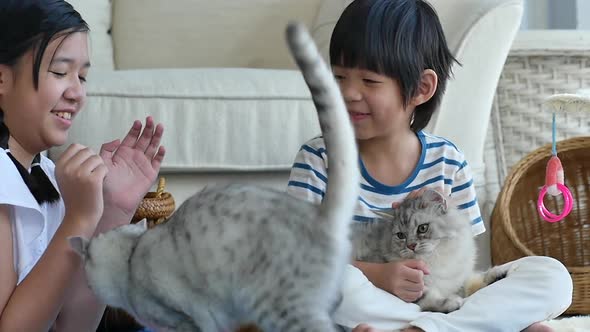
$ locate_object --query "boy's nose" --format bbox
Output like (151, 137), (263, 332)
(339, 82), (362, 102)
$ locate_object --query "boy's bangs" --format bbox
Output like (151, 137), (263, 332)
(329, 22), (390, 76)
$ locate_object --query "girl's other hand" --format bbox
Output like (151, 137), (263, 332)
(55, 144), (107, 227)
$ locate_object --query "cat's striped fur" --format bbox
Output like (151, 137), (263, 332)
(70, 22), (359, 332)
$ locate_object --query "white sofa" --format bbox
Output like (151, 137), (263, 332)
(59, 0), (523, 267)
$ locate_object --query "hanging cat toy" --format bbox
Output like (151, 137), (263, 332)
(537, 93), (590, 222)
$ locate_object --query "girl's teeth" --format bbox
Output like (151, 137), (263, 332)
(55, 112), (72, 120)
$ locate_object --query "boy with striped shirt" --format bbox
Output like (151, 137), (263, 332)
(286, 1), (572, 331)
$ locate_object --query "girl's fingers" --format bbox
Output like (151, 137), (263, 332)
(151, 146), (166, 170)
(65, 148), (95, 170)
(144, 123), (163, 158)
(78, 155), (105, 176)
(119, 120), (143, 148)
(90, 164), (108, 182)
(57, 144), (87, 165)
(134, 116), (155, 152)
(99, 139), (121, 161)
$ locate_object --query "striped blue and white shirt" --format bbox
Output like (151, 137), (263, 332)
(286, 131), (485, 236)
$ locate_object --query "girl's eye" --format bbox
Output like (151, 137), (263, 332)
(79, 76), (87, 83)
(417, 224), (429, 234)
(50, 71), (66, 77)
(396, 232), (406, 239)
(334, 74), (344, 81)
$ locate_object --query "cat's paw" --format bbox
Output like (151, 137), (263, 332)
(483, 264), (513, 285)
(417, 293), (463, 313)
(439, 295), (464, 313)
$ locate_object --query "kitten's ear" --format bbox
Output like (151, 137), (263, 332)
(68, 236), (90, 258)
(136, 219), (148, 231)
(373, 210), (394, 220)
(422, 189), (448, 213)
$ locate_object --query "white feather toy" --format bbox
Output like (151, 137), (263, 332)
(544, 93), (590, 113)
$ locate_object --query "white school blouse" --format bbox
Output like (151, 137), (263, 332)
(0, 149), (65, 284)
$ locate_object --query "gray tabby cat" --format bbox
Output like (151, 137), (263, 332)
(352, 189), (507, 313)
(68, 23), (359, 332)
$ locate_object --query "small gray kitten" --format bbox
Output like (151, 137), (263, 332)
(352, 189), (507, 313)
(69, 23), (360, 332)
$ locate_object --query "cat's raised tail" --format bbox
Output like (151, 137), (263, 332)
(285, 22), (359, 234)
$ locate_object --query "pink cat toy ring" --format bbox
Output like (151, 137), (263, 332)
(537, 155), (573, 223)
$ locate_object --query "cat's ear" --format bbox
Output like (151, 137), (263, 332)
(68, 236), (90, 258)
(136, 218), (148, 230)
(373, 209), (394, 220)
(422, 189), (448, 213)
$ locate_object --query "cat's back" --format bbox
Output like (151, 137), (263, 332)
(161, 184), (324, 254)
(175, 184), (319, 223)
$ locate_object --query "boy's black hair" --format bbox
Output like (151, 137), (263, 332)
(0, 0), (88, 204)
(330, 0), (459, 132)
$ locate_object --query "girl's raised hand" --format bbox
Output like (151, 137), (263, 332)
(55, 144), (108, 228)
(97, 116), (165, 231)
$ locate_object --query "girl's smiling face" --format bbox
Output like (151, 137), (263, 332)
(0, 31), (90, 154)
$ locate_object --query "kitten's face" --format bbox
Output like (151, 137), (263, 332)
(386, 190), (450, 258)
(390, 210), (443, 258)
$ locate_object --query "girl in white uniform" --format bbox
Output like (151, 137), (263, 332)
(0, 1), (166, 331)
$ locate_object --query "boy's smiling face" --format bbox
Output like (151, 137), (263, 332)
(332, 66), (413, 141)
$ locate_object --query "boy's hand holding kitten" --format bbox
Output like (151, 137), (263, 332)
(376, 259), (430, 302)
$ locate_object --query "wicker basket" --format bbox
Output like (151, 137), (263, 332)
(491, 136), (590, 315)
(132, 177), (176, 228)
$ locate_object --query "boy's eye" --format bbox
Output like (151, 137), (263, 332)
(396, 232), (406, 239)
(417, 224), (429, 234)
(363, 78), (381, 84)
(79, 76), (87, 83)
(334, 74), (344, 81)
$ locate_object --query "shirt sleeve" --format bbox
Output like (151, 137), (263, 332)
(285, 140), (328, 206)
(450, 159), (486, 236)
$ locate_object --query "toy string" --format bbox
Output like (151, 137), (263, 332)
(552, 112), (557, 156)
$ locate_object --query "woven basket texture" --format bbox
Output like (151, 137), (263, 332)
(491, 136), (590, 315)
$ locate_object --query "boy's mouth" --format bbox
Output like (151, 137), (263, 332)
(349, 111), (370, 122)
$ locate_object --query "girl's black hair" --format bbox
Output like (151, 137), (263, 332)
(329, 0), (459, 132)
(0, 0), (89, 204)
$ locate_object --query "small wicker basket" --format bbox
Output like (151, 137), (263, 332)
(132, 177), (175, 228)
(491, 136), (590, 315)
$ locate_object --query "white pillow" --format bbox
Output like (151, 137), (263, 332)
(66, 0), (114, 70)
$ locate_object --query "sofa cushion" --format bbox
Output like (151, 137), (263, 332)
(111, 0), (322, 70)
(67, 0), (114, 70)
(48, 68), (321, 172)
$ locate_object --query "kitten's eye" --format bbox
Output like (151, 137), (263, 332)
(417, 224), (429, 234)
(396, 232), (406, 239)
